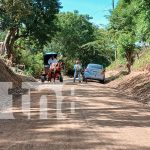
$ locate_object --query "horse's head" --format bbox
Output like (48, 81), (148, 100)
(57, 61), (65, 69)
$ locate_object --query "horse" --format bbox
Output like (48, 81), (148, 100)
(48, 62), (64, 82)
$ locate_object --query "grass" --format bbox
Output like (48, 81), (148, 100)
(133, 48), (150, 71)
(107, 58), (126, 71)
(108, 48), (150, 72)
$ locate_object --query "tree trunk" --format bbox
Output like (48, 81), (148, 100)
(125, 51), (133, 74)
(0, 42), (5, 55)
(126, 63), (131, 73)
(4, 28), (18, 59)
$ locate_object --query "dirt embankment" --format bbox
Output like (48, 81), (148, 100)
(107, 71), (150, 104)
(0, 59), (22, 87)
(0, 58), (36, 95)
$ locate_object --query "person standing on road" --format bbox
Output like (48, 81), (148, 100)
(73, 60), (82, 83)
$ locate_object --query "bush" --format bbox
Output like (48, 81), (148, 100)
(14, 48), (43, 77)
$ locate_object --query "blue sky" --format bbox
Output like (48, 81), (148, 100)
(60, 0), (118, 26)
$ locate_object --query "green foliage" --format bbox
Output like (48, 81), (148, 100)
(19, 50), (43, 77)
(107, 58), (126, 70)
(45, 12), (114, 71)
(133, 48), (150, 71)
(1, 0), (149, 76)
(108, 0), (149, 72)
(81, 31), (114, 67)
(0, 0), (61, 57)
(0, 0), (61, 76)
(109, 0), (150, 42)
(55, 12), (95, 58)
(117, 33), (135, 57)
(0, 31), (6, 41)
(13, 38), (43, 77)
(109, 0), (136, 33)
(135, 0), (150, 41)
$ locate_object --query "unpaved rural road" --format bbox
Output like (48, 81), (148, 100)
(0, 79), (150, 150)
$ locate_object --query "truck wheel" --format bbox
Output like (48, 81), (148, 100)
(100, 79), (105, 84)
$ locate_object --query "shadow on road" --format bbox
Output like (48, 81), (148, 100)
(0, 82), (150, 150)
(105, 70), (129, 84)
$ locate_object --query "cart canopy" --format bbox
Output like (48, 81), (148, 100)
(44, 52), (57, 65)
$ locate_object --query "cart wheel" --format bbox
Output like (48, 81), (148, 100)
(41, 76), (45, 82)
(48, 77), (51, 82)
(59, 75), (63, 82)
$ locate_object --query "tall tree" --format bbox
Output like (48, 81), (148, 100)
(47, 12), (96, 64)
(135, 0), (150, 42)
(0, 0), (61, 58)
(109, 0), (139, 72)
(45, 12), (114, 67)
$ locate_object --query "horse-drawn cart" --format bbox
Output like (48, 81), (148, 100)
(40, 52), (64, 82)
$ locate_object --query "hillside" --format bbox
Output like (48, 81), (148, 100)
(0, 58), (36, 92)
(107, 48), (150, 104)
(0, 58), (22, 88)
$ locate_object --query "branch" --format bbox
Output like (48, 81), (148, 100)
(15, 32), (29, 40)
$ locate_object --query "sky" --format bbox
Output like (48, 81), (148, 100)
(60, 0), (118, 27)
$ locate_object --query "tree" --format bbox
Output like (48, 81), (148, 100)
(109, 0), (136, 33)
(0, 0), (61, 58)
(117, 33), (136, 73)
(46, 12), (96, 65)
(108, 0), (140, 72)
(45, 11), (115, 71)
(81, 28), (115, 66)
(135, 0), (150, 42)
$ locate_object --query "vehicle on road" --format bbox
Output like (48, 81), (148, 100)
(83, 63), (105, 83)
(40, 52), (64, 82)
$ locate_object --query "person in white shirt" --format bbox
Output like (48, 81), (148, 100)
(48, 57), (53, 66)
(53, 57), (58, 63)
(48, 56), (58, 67)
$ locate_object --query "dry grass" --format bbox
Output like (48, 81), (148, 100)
(107, 71), (150, 104)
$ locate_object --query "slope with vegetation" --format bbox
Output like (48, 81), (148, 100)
(107, 47), (150, 104)
(106, 0), (150, 103)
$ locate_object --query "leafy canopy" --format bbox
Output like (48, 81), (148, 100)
(0, 0), (61, 46)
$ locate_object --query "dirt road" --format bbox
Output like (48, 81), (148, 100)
(0, 79), (150, 150)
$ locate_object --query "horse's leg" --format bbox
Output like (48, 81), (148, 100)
(48, 71), (52, 82)
(48, 75), (51, 82)
(54, 71), (56, 82)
